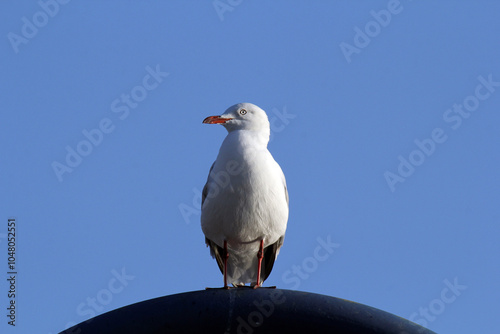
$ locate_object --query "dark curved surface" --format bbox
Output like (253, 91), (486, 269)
(60, 288), (436, 334)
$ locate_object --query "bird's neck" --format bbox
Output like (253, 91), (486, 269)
(228, 129), (270, 149)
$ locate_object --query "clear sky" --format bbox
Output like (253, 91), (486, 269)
(1, 1), (499, 333)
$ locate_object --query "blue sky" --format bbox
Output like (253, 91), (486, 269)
(1, 1), (499, 333)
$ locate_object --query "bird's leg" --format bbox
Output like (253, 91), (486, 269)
(223, 240), (229, 289)
(254, 239), (264, 289)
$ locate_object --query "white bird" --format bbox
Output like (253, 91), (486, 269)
(201, 103), (289, 288)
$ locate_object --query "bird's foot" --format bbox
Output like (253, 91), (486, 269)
(205, 286), (231, 290)
(251, 284), (276, 289)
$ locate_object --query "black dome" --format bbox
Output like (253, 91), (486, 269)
(61, 288), (436, 334)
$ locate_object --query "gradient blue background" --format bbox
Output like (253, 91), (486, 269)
(1, 1), (499, 333)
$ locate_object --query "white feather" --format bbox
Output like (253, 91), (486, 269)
(201, 103), (289, 285)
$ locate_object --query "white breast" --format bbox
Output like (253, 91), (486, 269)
(201, 130), (288, 252)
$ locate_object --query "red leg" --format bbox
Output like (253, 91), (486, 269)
(223, 240), (229, 289)
(255, 239), (264, 288)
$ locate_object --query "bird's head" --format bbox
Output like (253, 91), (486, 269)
(203, 103), (270, 134)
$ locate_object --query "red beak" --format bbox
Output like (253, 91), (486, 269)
(203, 116), (232, 124)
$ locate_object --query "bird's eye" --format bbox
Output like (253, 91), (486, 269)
(239, 109), (247, 115)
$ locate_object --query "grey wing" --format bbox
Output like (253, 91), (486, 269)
(262, 236), (285, 282)
(202, 163), (224, 272)
(284, 182), (289, 207)
(261, 174), (288, 282)
(280, 167), (289, 208)
(205, 237), (225, 274)
(203, 163), (224, 272)
(201, 162), (215, 208)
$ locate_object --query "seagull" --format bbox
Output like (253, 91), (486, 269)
(201, 103), (289, 288)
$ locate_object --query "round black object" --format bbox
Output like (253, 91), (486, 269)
(60, 288), (436, 334)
